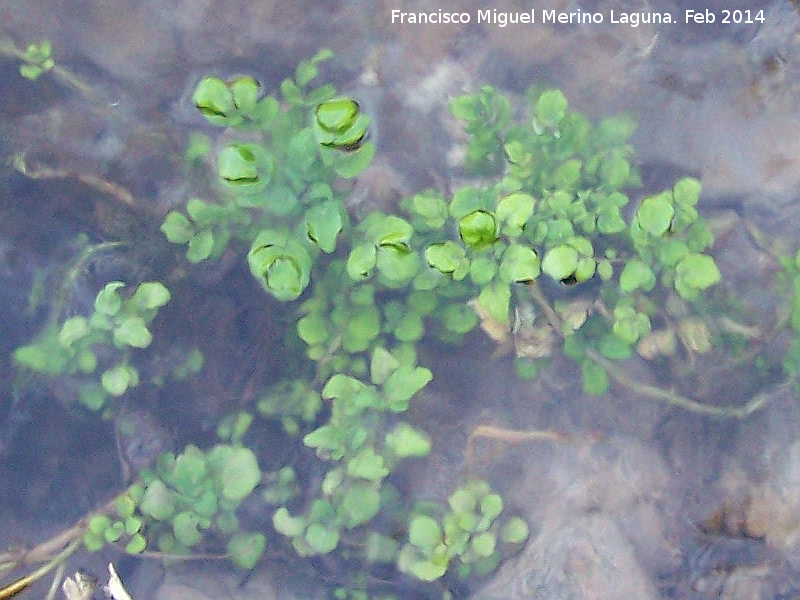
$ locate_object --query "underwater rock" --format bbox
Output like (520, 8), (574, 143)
(471, 514), (660, 600)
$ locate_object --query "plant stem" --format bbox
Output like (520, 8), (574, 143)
(526, 280), (781, 418)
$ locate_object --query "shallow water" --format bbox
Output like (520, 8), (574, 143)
(2, 1), (800, 599)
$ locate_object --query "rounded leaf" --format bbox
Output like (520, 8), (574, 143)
(675, 254), (721, 291)
(113, 317), (152, 348)
(95, 282), (125, 316)
(140, 479), (176, 521)
(161, 211), (193, 244)
(459, 211), (497, 248)
(636, 193), (674, 236)
(132, 282), (171, 310)
(219, 447), (261, 501)
(248, 231), (313, 301)
(619, 260), (655, 293)
(542, 245), (579, 281)
(173, 511), (204, 547)
(501, 516), (530, 543)
(409, 514), (442, 551)
(346, 242), (377, 281)
(535, 89), (568, 127)
(227, 532), (266, 570)
(339, 482), (381, 528)
(425, 241), (466, 275)
(499, 244), (540, 283)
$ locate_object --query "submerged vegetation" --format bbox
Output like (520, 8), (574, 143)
(3, 44), (799, 599)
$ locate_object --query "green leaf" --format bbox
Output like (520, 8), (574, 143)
(449, 488), (477, 514)
(582, 360), (609, 395)
(347, 447), (390, 481)
(395, 313), (424, 342)
(305, 523), (339, 554)
(193, 76), (235, 124)
(542, 245), (578, 281)
(339, 482), (381, 528)
(425, 241), (467, 275)
(674, 253), (721, 299)
(229, 76), (259, 113)
(306, 200), (344, 253)
(385, 422), (431, 458)
(408, 558), (448, 582)
(171, 446), (208, 495)
(598, 333), (632, 360)
(113, 317), (152, 348)
(218, 447), (261, 501)
(481, 493), (504, 522)
(273, 507), (307, 537)
(370, 346), (400, 385)
(658, 239), (689, 267)
(459, 211), (497, 248)
(322, 373), (365, 400)
(58, 316), (89, 348)
(89, 515), (112, 535)
(469, 255), (498, 285)
(343, 305), (381, 353)
(383, 365), (432, 411)
(501, 516), (530, 543)
(219, 144), (268, 188)
(535, 89), (568, 127)
(407, 191), (448, 229)
(173, 511), (204, 547)
(673, 177), (702, 206)
(376, 245), (420, 288)
(450, 186), (492, 219)
(315, 98), (360, 134)
(368, 215), (414, 248)
(132, 282), (171, 311)
(347, 242), (377, 280)
(408, 514), (442, 551)
(227, 533), (266, 570)
(471, 532), (496, 557)
(476, 280), (511, 324)
(553, 159), (582, 189)
(104, 521), (124, 543)
(248, 230), (313, 301)
(140, 479), (176, 521)
(125, 533), (147, 554)
(101, 364), (136, 396)
(186, 229), (214, 263)
(599, 153), (630, 188)
(450, 95), (479, 120)
(498, 244), (540, 283)
(619, 260), (655, 293)
(332, 142), (375, 178)
(95, 282), (125, 316)
(161, 211), (194, 244)
(596, 115), (637, 145)
(596, 207), (626, 234)
(636, 192), (674, 236)
(297, 312), (330, 345)
(496, 192), (535, 236)
(116, 495), (136, 519)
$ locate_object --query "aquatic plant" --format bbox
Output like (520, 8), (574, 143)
(13, 280), (173, 411)
(4, 45), (795, 600)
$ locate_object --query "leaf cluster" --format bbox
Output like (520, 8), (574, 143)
(82, 425), (264, 570)
(13, 281), (171, 411)
(269, 351), (432, 557)
(19, 40), (54, 81)
(161, 49), (374, 302)
(397, 479), (529, 582)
